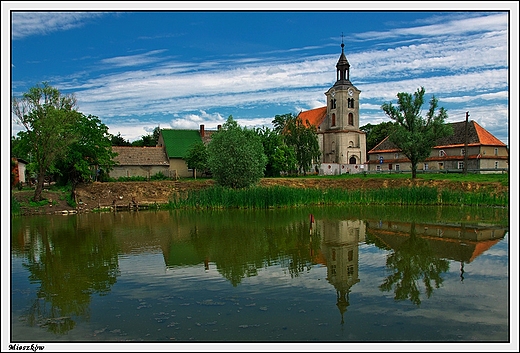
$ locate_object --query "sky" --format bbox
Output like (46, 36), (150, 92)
(4, 2), (517, 148)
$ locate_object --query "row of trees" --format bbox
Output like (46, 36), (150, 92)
(184, 113), (321, 188)
(12, 82), (451, 201)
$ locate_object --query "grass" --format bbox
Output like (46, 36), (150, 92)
(167, 184), (508, 210)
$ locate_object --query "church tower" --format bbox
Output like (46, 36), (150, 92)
(319, 40), (366, 167)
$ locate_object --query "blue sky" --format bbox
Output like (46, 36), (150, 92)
(5, 3), (517, 147)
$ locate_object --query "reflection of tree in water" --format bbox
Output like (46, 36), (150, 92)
(379, 222), (449, 305)
(190, 216), (321, 286)
(20, 220), (120, 334)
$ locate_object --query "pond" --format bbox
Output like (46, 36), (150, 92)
(9, 205), (510, 349)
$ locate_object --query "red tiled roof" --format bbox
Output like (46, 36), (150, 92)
(298, 106), (327, 128)
(368, 120), (506, 154)
(473, 121), (506, 146)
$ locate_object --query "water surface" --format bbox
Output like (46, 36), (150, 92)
(10, 206), (509, 345)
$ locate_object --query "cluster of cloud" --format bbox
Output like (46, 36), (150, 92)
(9, 11), (511, 145)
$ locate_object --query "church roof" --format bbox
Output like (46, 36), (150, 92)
(297, 106), (327, 128)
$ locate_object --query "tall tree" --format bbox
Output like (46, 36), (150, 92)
(207, 116), (267, 189)
(54, 114), (116, 187)
(381, 87), (452, 178)
(12, 82), (81, 201)
(254, 126), (296, 177)
(274, 113), (320, 175)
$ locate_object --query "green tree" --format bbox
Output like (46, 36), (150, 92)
(360, 121), (396, 155)
(274, 113), (320, 175)
(381, 87), (452, 178)
(12, 82), (82, 201)
(254, 126), (296, 177)
(54, 114), (116, 187)
(110, 132), (131, 146)
(207, 116), (267, 189)
(184, 141), (209, 178)
(131, 126), (160, 147)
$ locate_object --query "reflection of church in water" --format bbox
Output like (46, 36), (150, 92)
(312, 218), (366, 324)
(310, 216), (507, 324)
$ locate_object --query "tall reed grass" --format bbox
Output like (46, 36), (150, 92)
(167, 185), (508, 209)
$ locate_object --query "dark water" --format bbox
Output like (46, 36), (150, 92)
(9, 206), (510, 347)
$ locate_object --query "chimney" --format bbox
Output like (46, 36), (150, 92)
(200, 124), (205, 137)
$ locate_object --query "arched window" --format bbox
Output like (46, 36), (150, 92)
(348, 98), (354, 108)
(349, 156), (357, 164)
(331, 113), (336, 126)
(348, 113), (354, 125)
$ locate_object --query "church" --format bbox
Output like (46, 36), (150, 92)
(298, 42), (367, 175)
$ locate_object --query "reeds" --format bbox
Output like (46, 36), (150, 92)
(167, 185), (508, 209)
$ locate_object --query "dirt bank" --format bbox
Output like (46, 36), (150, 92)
(12, 177), (508, 216)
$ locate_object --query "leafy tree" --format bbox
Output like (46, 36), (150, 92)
(274, 113), (320, 175)
(110, 132), (131, 146)
(184, 141), (209, 178)
(12, 82), (82, 201)
(131, 126), (161, 147)
(207, 116), (267, 189)
(54, 114), (116, 187)
(360, 121), (396, 155)
(381, 87), (452, 178)
(254, 126), (296, 177)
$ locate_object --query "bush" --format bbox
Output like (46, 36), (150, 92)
(207, 116), (267, 189)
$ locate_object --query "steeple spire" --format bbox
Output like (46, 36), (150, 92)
(335, 35), (350, 84)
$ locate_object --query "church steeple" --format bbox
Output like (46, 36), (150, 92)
(335, 37), (350, 84)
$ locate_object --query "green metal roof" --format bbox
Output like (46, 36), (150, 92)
(160, 129), (202, 158)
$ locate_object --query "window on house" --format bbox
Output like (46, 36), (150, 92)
(438, 162), (444, 170)
(461, 149), (466, 156)
(394, 153), (399, 159)
(388, 163), (393, 170)
(395, 164), (400, 171)
(376, 165), (381, 171)
(495, 161), (499, 169)
(494, 148), (498, 156)
(424, 163), (429, 170)
(458, 161), (464, 169)
(439, 150), (446, 157)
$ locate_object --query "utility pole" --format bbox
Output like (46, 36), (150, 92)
(463, 111), (469, 174)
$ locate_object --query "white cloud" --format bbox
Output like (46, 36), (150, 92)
(11, 12), (105, 40)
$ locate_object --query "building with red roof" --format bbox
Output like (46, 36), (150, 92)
(367, 120), (508, 173)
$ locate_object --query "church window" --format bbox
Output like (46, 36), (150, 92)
(331, 98), (336, 109)
(348, 98), (354, 108)
(331, 113), (336, 126)
(348, 113), (354, 125)
(349, 156), (356, 164)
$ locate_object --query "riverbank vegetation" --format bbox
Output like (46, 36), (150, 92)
(167, 184), (508, 210)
